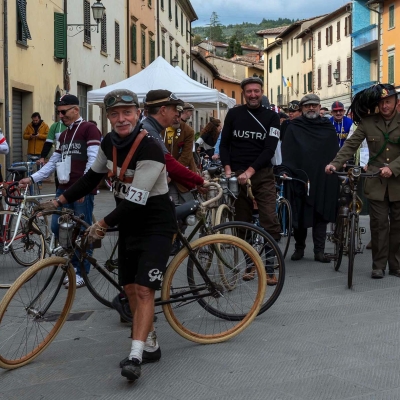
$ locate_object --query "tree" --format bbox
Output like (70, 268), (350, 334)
(209, 12), (225, 43)
(235, 28), (245, 41)
(193, 34), (203, 46)
(226, 35), (243, 58)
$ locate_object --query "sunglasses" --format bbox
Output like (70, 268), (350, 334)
(106, 94), (138, 108)
(57, 106), (76, 116)
(145, 93), (180, 106)
(333, 109), (344, 113)
(288, 102), (300, 111)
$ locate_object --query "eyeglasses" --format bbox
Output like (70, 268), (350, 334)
(105, 94), (138, 108)
(302, 103), (319, 108)
(288, 102), (300, 111)
(56, 106), (75, 116)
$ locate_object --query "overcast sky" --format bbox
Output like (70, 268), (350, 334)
(191, 0), (350, 27)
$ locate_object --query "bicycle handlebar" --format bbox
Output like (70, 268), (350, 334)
(274, 174), (310, 196)
(11, 161), (36, 167)
(3, 181), (25, 205)
(200, 182), (223, 208)
(330, 167), (380, 178)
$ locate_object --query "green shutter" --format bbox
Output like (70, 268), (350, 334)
(54, 13), (66, 59)
(389, 5), (395, 29)
(17, 0), (32, 41)
(388, 55), (395, 84)
(308, 71), (312, 92)
(269, 58), (272, 73)
(276, 54), (280, 69)
(131, 24), (137, 62)
(150, 38), (155, 63)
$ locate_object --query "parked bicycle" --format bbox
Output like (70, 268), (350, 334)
(326, 167), (379, 288)
(0, 185), (267, 369)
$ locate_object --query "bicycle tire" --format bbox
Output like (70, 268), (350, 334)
(0, 256), (76, 369)
(276, 198), (292, 259)
(348, 214), (357, 289)
(162, 234), (266, 344)
(24, 199), (50, 239)
(333, 217), (344, 271)
(215, 204), (234, 226)
(0, 210), (45, 268)
(80, 227), (121, 308)
(212, 221), (285, 317)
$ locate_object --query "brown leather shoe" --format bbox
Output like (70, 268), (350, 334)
(388, 270), (400, 278)
(267, 274), (278, 286)
(314, 252), (331, 263)
(243, 266), (256, 281)
(371, 269), (384, 279)
(366, 240), (372, 250)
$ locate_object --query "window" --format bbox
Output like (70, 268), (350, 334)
(168, 0), (172, 20)
(307, 72), (312, 92)
(77, 83), (92, 120)
(328, 64), (332, 86)
(131, 23), (137, 62)
(149, 36), (155, 63)
(308, 39), (312, 59)
(296, 73), (299, 94)
(175, 4), (178, 28)
(232, 91), (236, 100)
(115, 22), (120, 61)
(181, 11), (184, 35)
(276, 53), (280, 69)
(347, 57), (351, 81)
(17, 0), (32, 45)
(54, 12), (66, 59)
(336, 60), (341, 84)
(161, 0), (164, 9)
(101, 13), (107, 54)
(141, 30), (146, 67)
(303, 74), (307, 94)
(148, 0), (152, 7)
(221, 89), (224, 94)
(318, 32), (321, 50)
(326, 25), (333, 45)
(291, 75), (294, 95)
(269, 57), (272, 73)
(337, 21), (341, 41)
(388, 54), (395, 83)
(296, 39), (299, 53)
(291, 38), (293, 56)
(303, 43), (306, 62)
(84, 0), (91, 45)
(278, 85), (281, 98)
(389, 5), (395, 29)
(186, 20), (188, 41)
(162, 35), (165, 58)
(344, 15), (352, 36)
(270, 88), (273, 104)
(169, 41), (173, 64)
(286, 42), (289, 59)
(181, 51), (184, 69)
(317, 68), (322, 89)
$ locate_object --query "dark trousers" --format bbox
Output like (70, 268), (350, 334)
(293, 211), (328, 254)
(234, 167), (281, 240)
(369, 198), (400, 271)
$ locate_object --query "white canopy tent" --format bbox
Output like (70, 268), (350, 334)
(87, 56), (236, 114)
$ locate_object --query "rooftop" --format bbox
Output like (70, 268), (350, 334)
(256, 26), (289, 37)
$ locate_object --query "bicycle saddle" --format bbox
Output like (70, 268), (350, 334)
(207, 166), (222, 177)
(7, 166), (27, 173)
(175, 199), (200, 220)
(29, 156), (40, 161)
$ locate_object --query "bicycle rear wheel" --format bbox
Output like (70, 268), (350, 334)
(80, 227), (121, 308)
(25, 199), (50, 239)
(0, 257), (75, 369)
(333, 218), (344, 271)
(162, 234), (266, 344)
(276, 198), (292, 258)
(215, 204), (234, 226)
(212, 221), (284, 316)
(348, 215), (357, 289)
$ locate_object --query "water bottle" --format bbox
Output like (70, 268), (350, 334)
(228, 175), (239, 196)
(219, 176), (228, 193)
(58, 219), (75, 248)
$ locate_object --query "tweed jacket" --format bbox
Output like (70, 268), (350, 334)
(23, 121), (49, 155)
(163, 121), (197, 192)
(330, 111), (400, 201)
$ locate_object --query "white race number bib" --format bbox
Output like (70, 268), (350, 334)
(269, 127), (280, 139)
(125, 186), (149, 205)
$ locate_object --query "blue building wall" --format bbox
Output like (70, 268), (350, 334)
(352, 1), (377, 93)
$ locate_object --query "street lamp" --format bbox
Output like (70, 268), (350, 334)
(171, 56), (179, 67)
(67, 0), (106, 34)
(333, 68), (351, 85)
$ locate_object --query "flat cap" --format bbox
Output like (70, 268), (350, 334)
(300, 94), (320, 106)
(240, 77), (263, 89)
(144, 90), (184, 108)
(55, 94), (79, 106)
(183, 102), (195, 110)
(104, 89), (139, 110)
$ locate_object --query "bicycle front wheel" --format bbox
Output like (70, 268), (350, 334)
(348, 215), (357, 288)
(80, 227), (121, 308)
(333, 218), (344, 271)
(213, 221), (285, 316)
(162, 234), (266, 344)
(276, 198), (292, 258)
(215, 204), (234, 226)
(0, 257), (76, 369)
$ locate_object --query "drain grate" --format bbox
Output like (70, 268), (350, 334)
(45, 310), (94, 322)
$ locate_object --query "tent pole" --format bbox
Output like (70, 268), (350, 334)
(217, 101), (220, 119)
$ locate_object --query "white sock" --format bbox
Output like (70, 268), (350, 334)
(144, 330), (159, 352)
(129, 340), (145, 362)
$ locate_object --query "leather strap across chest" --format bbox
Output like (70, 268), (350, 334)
(368, 128), (400, 164)
(109, 130), (148, 182)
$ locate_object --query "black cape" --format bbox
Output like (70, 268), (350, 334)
(281, 115), (339, 228)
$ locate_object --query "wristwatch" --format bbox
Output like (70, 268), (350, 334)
(55, 198), (63, 207)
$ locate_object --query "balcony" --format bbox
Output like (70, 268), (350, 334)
(277, 94), (287, 107)
(352, 24), (378, 51)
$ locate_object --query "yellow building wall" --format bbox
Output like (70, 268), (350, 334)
(381, 0), (400, 87)
(8, 0), (64, 163)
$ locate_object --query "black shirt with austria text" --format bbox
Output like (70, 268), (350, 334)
(219, 104), (280, 172)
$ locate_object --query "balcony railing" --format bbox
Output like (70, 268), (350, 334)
(277, 94), (287, 107)
(352, 24), (378, 51)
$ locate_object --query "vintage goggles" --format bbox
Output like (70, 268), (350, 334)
(105, 94), (139, 108)
(145, 93), (180, 106)
(288, 102), (300, 111)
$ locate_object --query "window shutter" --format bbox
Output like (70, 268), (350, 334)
(307, 72), (312, 92)
(101, 13), (107, 53)
(84, 0), (91, 45)
(131, 24), (137, 62)
(318, 32), (321, 49)
(142, 31), (146, 67)
(17, 0), (32, 41)
(269, 57), (272, 73)
(326, 28), (328, 45)
(150, 38), (155, 63)
(388, 55), (395, 84)
(303, 74), (306, 93)
(330, 26), (333, 45)
(336, 60), (341, 82)
(337, 21), (340, 41)
(349, 16), (352, 34)
(115, 22), (120, 60)
(345, 17), (348, 36)
(54, 12), (66, 59)
(347, 57), (351, 80)
(318, 68), (321, 89)
(328, 64), (332, 86)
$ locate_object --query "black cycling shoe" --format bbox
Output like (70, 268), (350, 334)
(121, 358), (141, 381)
(119, 347), (161, 368)
(112, 294), (132, 321)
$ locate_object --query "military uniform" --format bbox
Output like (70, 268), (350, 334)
(330, 111), (400, 272)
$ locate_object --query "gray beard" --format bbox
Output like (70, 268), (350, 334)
(304, 112), (318, 119)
